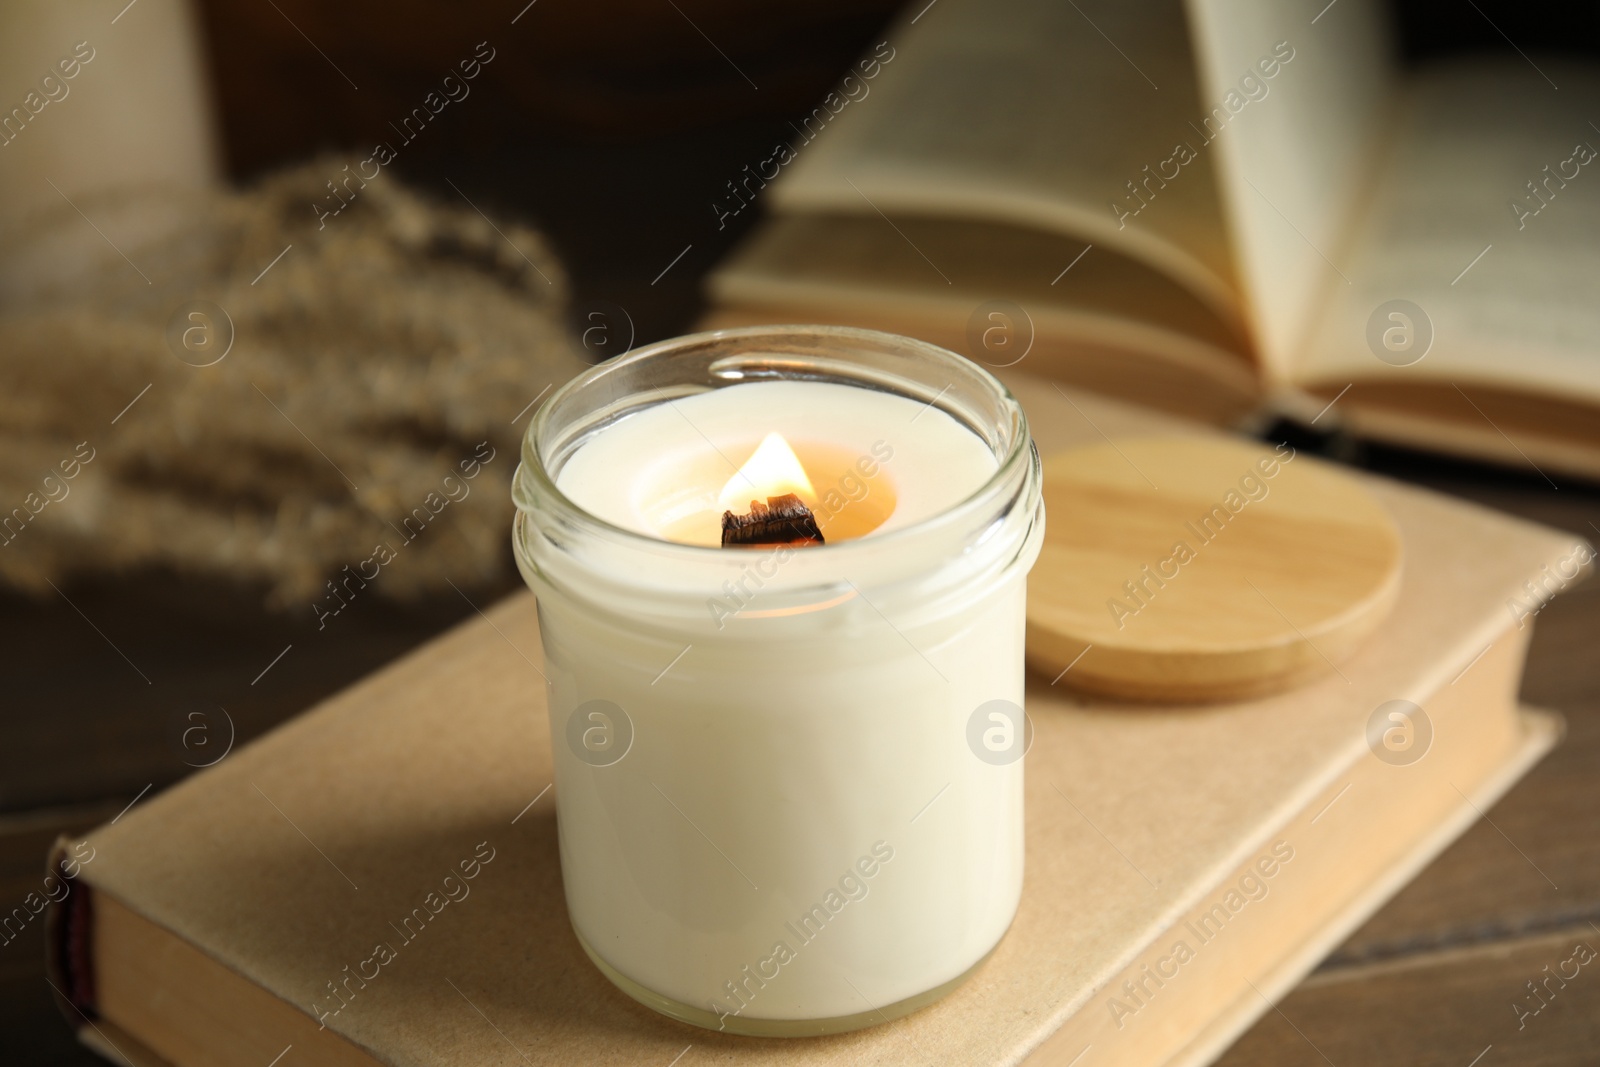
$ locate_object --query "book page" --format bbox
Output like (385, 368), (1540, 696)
(711, 216), (1248, 358)
(1182, 0), (1397, 379)
(706, 214), (1263, 422)
(768, 0), (1244, 328)
(1297, 60), (1600, 408)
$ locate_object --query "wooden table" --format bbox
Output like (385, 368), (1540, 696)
(1, 451), (1595, 1066)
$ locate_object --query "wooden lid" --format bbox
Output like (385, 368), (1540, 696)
(1027, 436), (1402, 703)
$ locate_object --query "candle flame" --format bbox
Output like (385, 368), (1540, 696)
(718, 432), (817, 511)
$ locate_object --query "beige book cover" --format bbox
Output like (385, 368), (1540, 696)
(51, 378), (1589, 1067)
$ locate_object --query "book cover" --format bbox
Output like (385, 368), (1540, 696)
(51, 379), (1588, 1066)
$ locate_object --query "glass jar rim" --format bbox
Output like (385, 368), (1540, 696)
(514, 324), (1035, 564)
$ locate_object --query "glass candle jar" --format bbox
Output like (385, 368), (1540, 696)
(512, 325), (1044, 1036)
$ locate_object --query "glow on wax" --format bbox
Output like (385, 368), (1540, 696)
(555, 380), (996, 547)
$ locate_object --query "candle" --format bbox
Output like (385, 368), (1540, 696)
(513, 325), (1044, 1035)
(0, 0), (218, 299)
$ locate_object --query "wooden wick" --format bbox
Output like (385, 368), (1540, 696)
(721, 493), (825, 548)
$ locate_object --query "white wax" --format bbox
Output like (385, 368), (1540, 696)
(537, 377), (1029, 1026)
(556, 381), (997, 544)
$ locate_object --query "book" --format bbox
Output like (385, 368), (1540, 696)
(48, 375), (1589, 1066)
(701, 0), (1600, 479)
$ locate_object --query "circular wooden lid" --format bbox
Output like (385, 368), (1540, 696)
(1026, 436), (1402, 703)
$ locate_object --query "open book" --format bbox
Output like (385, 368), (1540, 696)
(703, 0), (1600, 479)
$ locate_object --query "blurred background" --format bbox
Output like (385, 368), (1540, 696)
(3, 1), (1599, 1062)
